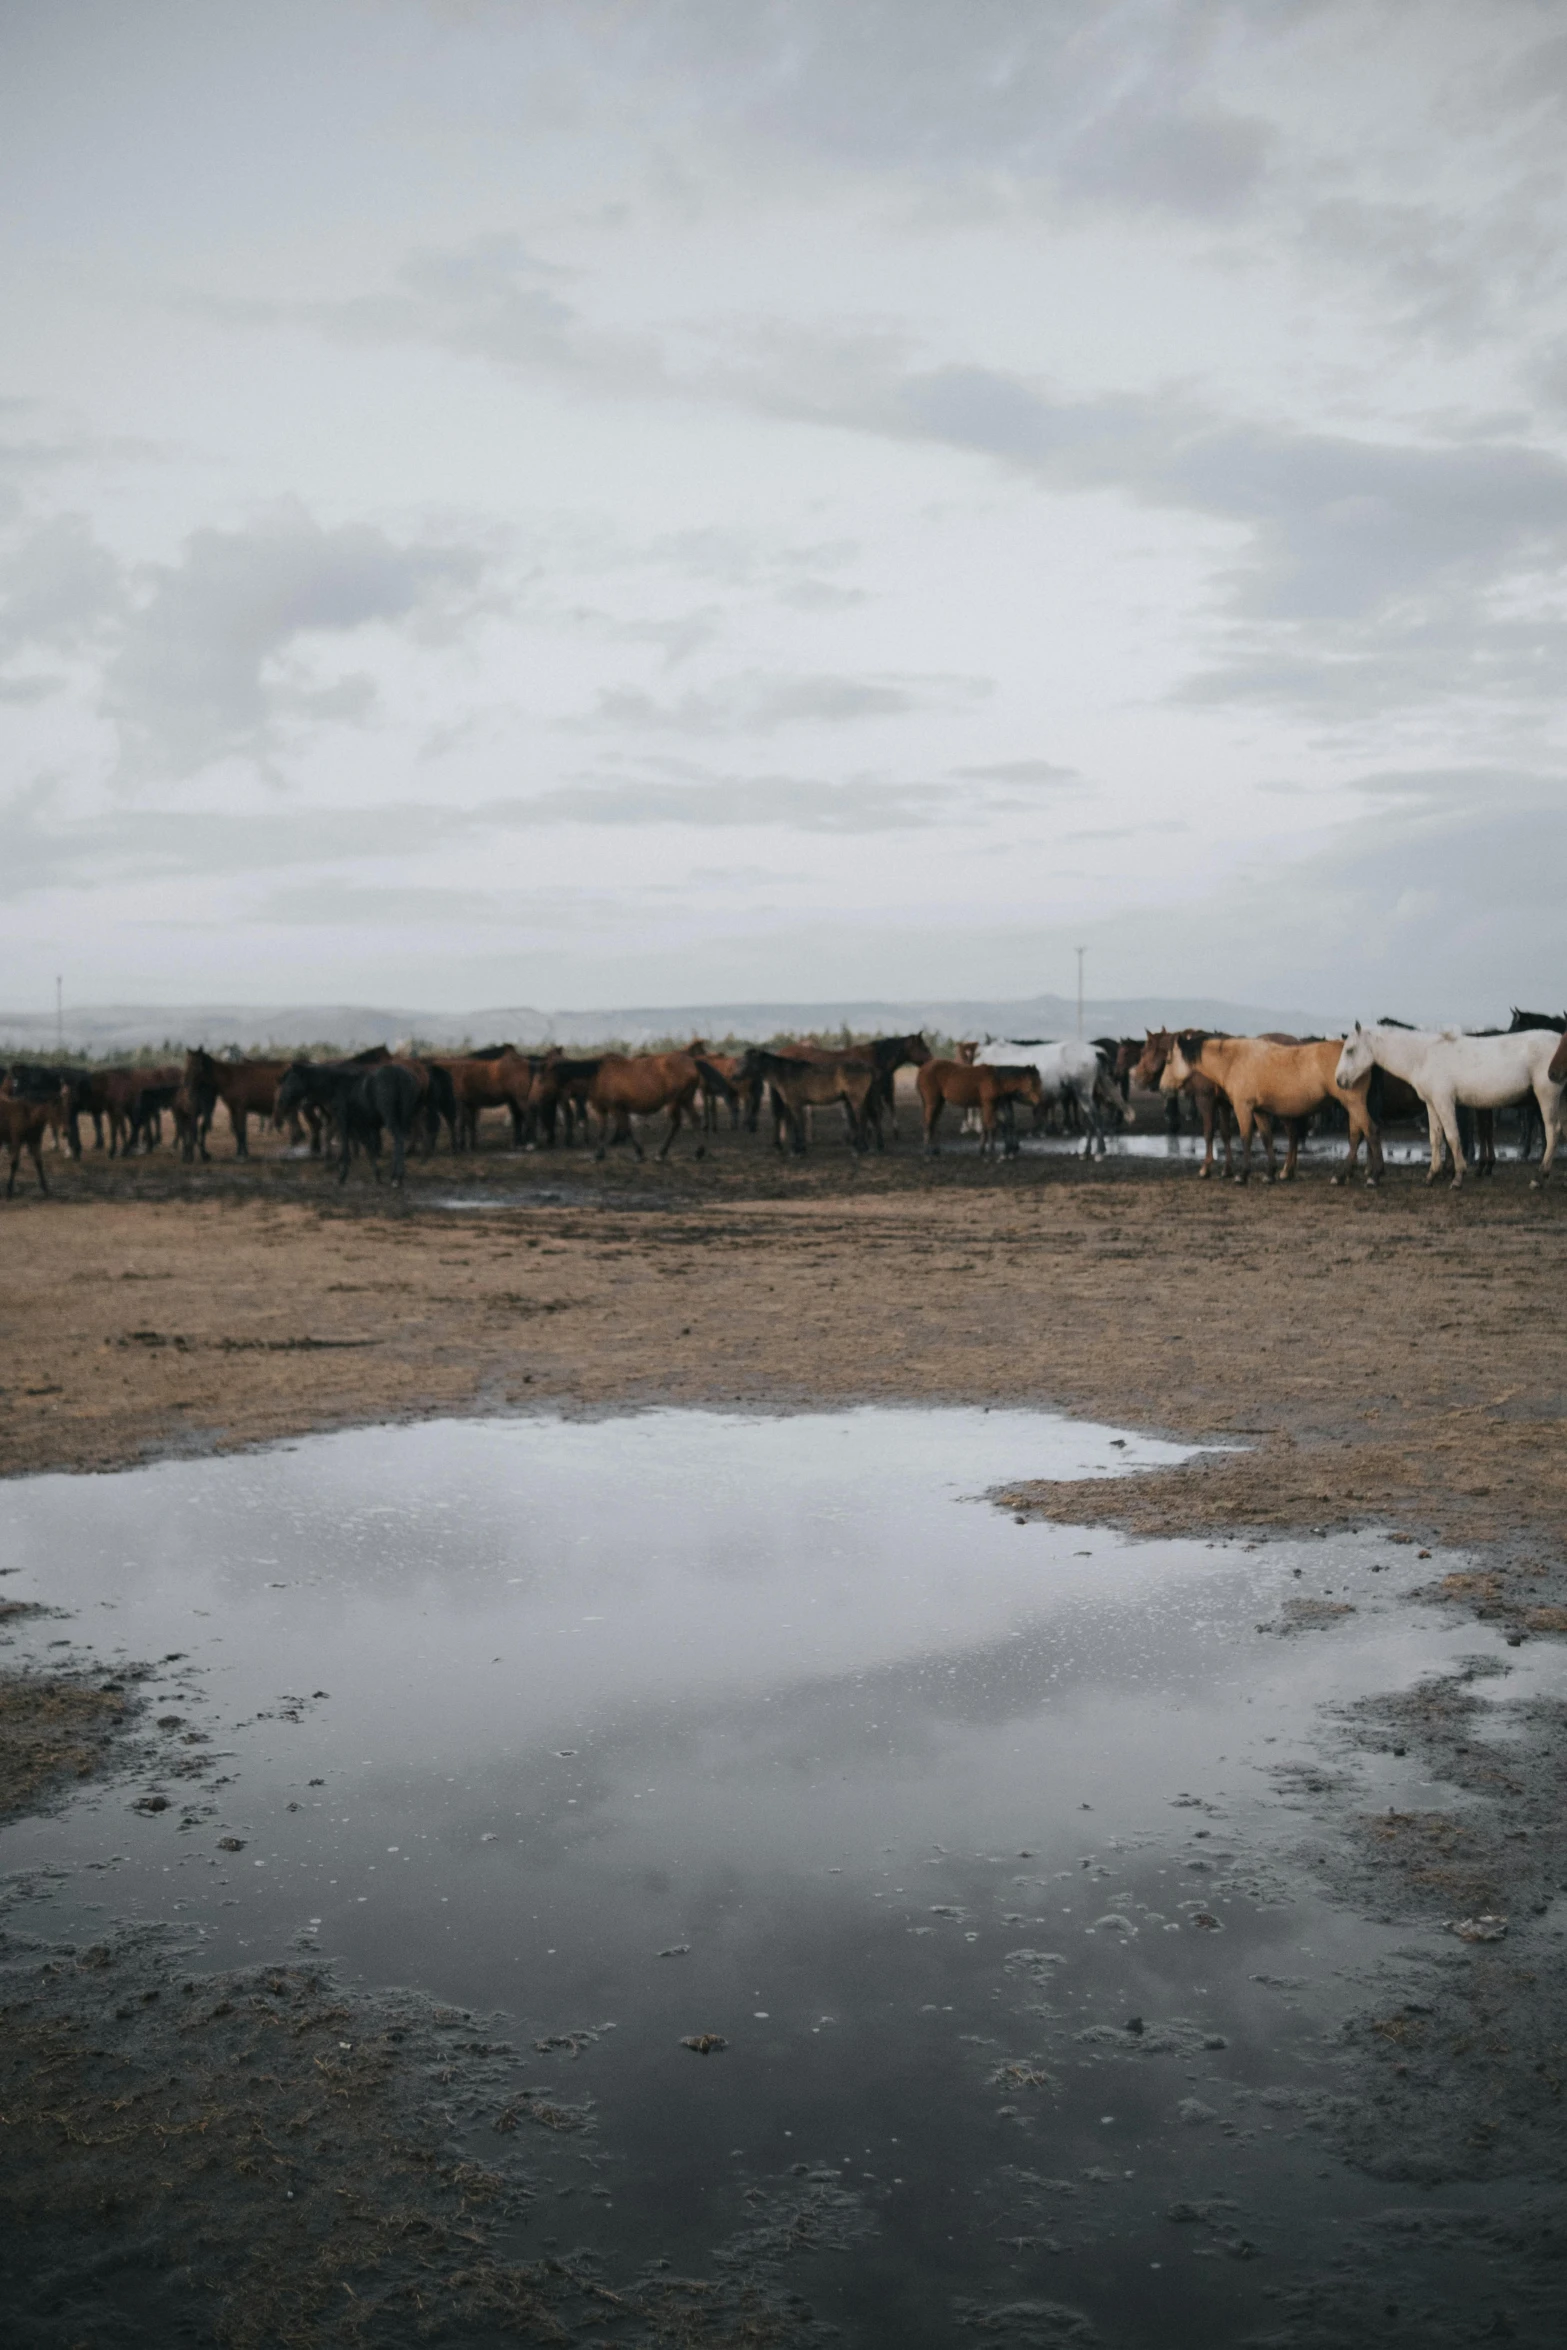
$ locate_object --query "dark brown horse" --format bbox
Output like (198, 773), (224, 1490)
(737, 1049), (877, 1155)
(1, 1092), (56, 1196)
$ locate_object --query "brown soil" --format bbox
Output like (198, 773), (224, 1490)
(3, 1119), (1564, 1593)
(0, 1673), (134, 1819)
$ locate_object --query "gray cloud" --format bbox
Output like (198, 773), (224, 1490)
(954, 757), (1079, 789)
(581, 0), (1278, 218)
(106, 502), (497, 777)
(582, 668), (987, 736)
(506, 772), (960, 830)
(186, 233), (664, 391)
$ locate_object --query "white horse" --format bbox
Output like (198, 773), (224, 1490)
(1334, 1022), (1563, 1188)
(977, 1038), (1123, 1158)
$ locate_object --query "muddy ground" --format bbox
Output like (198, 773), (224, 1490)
(4, 1104), (1567, 2344)
(4, 1103), (1566, 1583)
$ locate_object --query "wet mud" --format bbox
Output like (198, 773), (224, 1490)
(3, 1125), (1567, 2343)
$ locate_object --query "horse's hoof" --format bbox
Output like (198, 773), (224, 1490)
(1329, 1174), (1344, 1187)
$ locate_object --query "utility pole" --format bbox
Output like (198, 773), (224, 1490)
(56, 974), (63, 1055)
(1075, 947), (1085, 1039)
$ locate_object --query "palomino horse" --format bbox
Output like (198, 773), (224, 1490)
(918, 1060), (1046, 1158)
(736, 1048), (877, 1155)
(1167, 1034), (1381, 1185)
(588, 1052), (703, 1161)
(1335, 1023), (1563, 1188)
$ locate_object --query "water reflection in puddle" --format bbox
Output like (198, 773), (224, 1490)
(2, 1408), (1552, 2344)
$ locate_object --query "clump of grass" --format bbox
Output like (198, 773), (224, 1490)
(0, 1670), (132, 1819)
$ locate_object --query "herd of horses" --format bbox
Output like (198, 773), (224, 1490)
(2, 1011), (1564, 1196)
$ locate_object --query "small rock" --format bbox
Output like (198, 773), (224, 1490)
(133, 1795), (170, 1813)
(1449, 1914), (1508, 1943)
(681, 2033), (727, 2055)
(658, 1944), (691, 1958)
(1177, 2098), (1217, 2126)
(1190, 1912), (1222, 1931)
(217, 1835), (246, 1852)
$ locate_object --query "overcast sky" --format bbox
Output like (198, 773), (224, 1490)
(4, 0), (1566, 1021)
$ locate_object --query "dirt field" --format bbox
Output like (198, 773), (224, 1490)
(8, 1108), (1567, 2346)
(3, 1110), (1565, 1597)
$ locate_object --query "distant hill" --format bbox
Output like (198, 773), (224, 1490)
(0, 992), (1348, 1056)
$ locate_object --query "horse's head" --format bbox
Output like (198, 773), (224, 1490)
(273, 1062), (309, 1121)
(1159, 1036), (1195, 1093)
(1334, 1023), (1373, 1090)
(902, 1033), (933, 1067)
(955, 1040), (980, 1064)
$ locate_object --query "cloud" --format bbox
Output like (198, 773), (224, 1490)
(581, 667), (987, 736)
(106, 501), (498, 777)
(186, 233), (665, 391)
(501, 771), (961, 830)
(954, 757), (1079, 789)
(589, 0), (1277, 218)
(0, 512), (125, 669)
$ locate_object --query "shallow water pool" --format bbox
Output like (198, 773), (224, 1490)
(3, 1407), (1554, 2344)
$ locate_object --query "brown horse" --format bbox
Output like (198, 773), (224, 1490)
(737, 1048), (877, 1155)
(693, 1050), (746, 1132)
(588, 1052), (703, 1160)
(428, 1049), (535, 1150)
(1131, 1029), (1241, 1175)
(917, 1060), (1046, 1158)
(2, 1092), (56, 1196)
(183, 1050), (306, 1159)
(1166, 1033), (1382, 1185)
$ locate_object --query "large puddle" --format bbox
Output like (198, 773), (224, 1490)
(5, 1407), (1562, 2343)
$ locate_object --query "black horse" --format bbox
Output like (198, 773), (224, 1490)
(274, 1060), (422, 1187)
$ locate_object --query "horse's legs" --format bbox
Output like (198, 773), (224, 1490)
(1531, 1084), (1561, 1187)
(923, 1099), (942, 1156)
(5, 1142), (16, 1197)
(1196, 1090), (1215, 1178)
(1474, 1108), (1495, 1177)
(1432, 1095), (1465, 1185)
(1233, 1106), (1255, 1183)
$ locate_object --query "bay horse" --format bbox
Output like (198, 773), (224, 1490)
(182, 1050), (303, 1160)
(1, 1091), (57, 1196)
(918, 1060), (1046, 1158)
(737, 1048), (877, 1155)
(530, 1055), (603, 1147)
(1167, 1034), (1381, 1185)
(429, 1048), (534, 1151)
(588, 1052), (703, 1161)
(1335, 1023), (1563, 1188)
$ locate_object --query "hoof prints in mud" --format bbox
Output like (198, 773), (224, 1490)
(0, 1928), (853, 2350)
